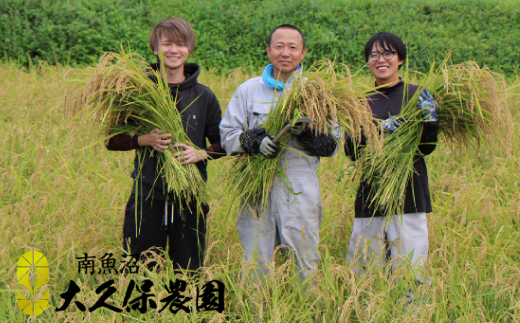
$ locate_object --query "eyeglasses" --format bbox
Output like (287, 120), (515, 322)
(368, 50), (396, 61)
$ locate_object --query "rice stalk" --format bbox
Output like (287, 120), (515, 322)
(356, 56), (511, 218)
(65, 47), (207, 209)
(226, 59), (378, 210)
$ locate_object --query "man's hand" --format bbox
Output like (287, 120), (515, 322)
(259, 136), (280, 158)
(417, 89), (438, 123)
(138, 128), (172, 152)
(290, 121), (307, 135)
(172, 143), (208, 165)
(380, 116), (403, 133)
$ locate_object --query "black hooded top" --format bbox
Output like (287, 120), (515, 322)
(108, 62), (223, 201)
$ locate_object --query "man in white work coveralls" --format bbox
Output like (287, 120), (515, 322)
(220, 24), (340, 281)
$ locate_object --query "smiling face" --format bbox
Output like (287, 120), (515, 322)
(153, 33), (190, 71)
(368, 42), (403, 87)
(266, 28), (306, 82)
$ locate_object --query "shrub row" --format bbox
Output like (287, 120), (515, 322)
(1, 0), (519, 76)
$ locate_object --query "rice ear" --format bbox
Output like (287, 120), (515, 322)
(355, 55), (512, 218)
(64, 46), (207, 214)
(225, 59), (380, 210)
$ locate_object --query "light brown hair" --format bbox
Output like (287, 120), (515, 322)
(149, 18), (196, 54)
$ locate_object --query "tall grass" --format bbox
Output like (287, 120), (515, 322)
(65, 49), (207, 218)
(225, 60), (378, 210)
(1, 61), (520, 322)
(355, 59), (512, 218)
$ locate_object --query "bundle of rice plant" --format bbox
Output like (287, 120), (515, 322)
(226, 60), (379, 209)
(65, 48), (207, 208)
(355, 58), (511, 218)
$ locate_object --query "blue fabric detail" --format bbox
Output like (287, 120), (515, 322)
(262, 64), (285, 90)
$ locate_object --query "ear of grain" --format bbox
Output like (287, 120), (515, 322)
(355, 55), (512, 218)
(64, 47), (207, 212)
(225, 59), (378, 211)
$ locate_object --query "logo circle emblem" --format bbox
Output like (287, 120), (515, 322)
(17, 251), (49, 315)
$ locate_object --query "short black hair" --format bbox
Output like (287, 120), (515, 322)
(267, 24), (306, 49)
(364, 32), (406, 69)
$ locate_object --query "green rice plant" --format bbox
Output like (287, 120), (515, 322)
(225, 60), (379, 210)
(64, 47), (207, 211)
(223, 101), (291, 211)
(356, 57), (512, 218)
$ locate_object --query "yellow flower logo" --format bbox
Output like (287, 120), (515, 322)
(17, 251), (49, 315)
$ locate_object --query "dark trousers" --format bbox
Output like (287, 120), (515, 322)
(123, 195), (208, 271)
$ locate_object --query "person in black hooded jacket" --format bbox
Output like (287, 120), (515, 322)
(106, 17), (224, 272)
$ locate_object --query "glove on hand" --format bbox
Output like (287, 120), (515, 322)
(259, 135), (280, 158)
(380, 116), (403, 133)
(290, 121), (307, 135)
(417, 89), (438, 123)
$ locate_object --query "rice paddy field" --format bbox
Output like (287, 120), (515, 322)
(1, 61), (520, 322)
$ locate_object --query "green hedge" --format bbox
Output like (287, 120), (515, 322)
(1, 0), (519, 76)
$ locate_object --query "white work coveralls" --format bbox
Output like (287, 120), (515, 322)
(220, 76), (338, 280)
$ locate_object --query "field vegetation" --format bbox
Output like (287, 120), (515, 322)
(0, 60), (519, 322)
(2, 0), (520, 75)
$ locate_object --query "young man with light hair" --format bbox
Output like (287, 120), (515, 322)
(220, 24), (340, 281)
(107, 17), (224, 272)
(345, 32), (439, 278)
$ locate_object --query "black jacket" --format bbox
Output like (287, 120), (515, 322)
(344, 79), (438, 217)
(132, 63), (222, 201)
